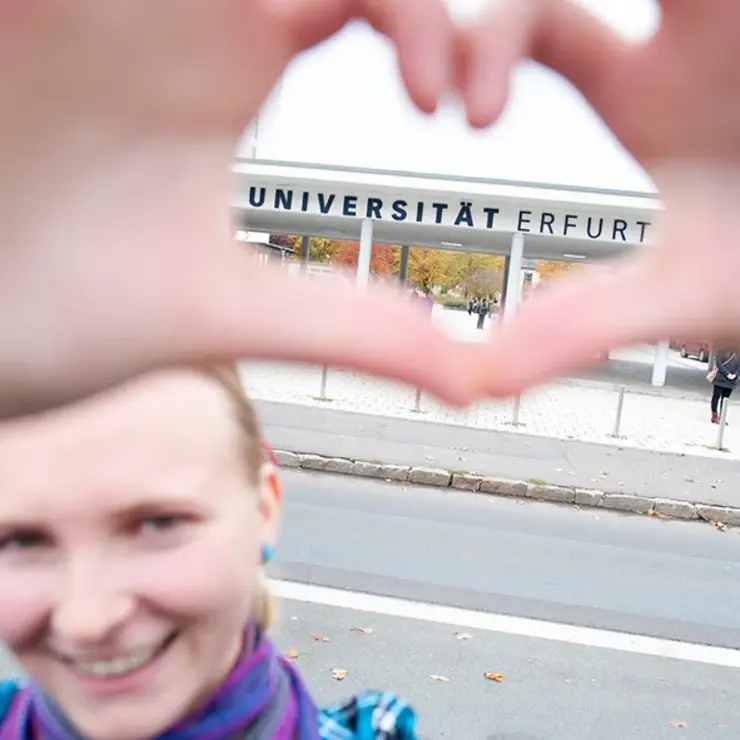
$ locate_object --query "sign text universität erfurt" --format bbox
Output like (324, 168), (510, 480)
(244, 186), (651, 244)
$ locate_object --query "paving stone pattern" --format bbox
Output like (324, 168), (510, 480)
(241, 360), (739, 461)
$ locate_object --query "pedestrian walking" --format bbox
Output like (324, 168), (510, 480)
(708, 349), (740, 423)
(476, 298), (489, 330)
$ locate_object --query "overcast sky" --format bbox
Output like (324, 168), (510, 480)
(251, 0), (660, 193)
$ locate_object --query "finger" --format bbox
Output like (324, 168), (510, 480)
(468, 256), (666, 396)
(189, 247), (480, 406)
(359, 0), (452, 113)
(271, 0), (453, 113)
(462, 0), (632, 129)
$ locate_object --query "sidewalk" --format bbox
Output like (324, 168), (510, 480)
(242, 360), (739, 461)
(256, 400), (740, 510)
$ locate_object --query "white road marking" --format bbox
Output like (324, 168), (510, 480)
(270, 579), (740, 668)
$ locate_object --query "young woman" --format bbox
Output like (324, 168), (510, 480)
(0, 367), (417, 739)
(709, 349), (740, 424)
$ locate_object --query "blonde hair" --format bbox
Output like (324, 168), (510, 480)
(205, 365), (276, 631)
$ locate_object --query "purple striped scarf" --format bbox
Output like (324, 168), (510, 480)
(0, 626), (319, 739)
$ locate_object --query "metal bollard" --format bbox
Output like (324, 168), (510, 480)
(414, 387), (422, 413)
(611, 385), (626, 438)
(717, 398), (730, 450)
(512, 395), (521, 426)
(319, 365), (329, 399)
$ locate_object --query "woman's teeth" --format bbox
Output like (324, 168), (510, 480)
(74, 645), (158, 677)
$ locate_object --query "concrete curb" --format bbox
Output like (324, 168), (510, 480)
(274, 449), (740, 529)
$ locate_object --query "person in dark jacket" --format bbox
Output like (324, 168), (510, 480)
(476, 298), (488, 330)
(710, 349), (740, 423)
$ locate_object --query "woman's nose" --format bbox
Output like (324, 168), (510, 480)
(51, 559), (135, 644)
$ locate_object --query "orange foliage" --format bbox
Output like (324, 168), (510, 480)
(333, 241), (396, 276)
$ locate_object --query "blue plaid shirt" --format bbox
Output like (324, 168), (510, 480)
(319, 691), (418, 739)
(1, 682), (417, 739)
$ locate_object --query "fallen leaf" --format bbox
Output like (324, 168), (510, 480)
(311, 634), (330, 643)
(669, 720), (687, 728)
(484, 673), (504, 682)
(455, 632), (473, 641)
(429, 674), (451, 683)
(649, 509), (670, 520)
(284, 649), (299, 661)
(351, 627), (375, 635)
(331, 669), (348, 681)
(713, 521), (729, 533)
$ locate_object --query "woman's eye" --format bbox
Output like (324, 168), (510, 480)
(0, 531), (48, 551)
(138, 515), (183, 535)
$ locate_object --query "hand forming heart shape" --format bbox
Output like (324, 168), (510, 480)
(0, 0), (738, 416)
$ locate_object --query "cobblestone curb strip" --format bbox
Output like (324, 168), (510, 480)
(274, 450), (740, 529)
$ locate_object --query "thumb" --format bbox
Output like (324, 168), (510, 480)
(468, 256), (666, 396)
(189, 246), (481, 406)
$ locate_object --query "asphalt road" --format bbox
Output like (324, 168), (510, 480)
(271, 471), (740, 739)
(272, 599), (737, 740)
(2, 471), (739, 739)
(274, 471), (740, 648)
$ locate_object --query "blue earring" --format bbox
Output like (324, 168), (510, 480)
(261, 544), (275, 564)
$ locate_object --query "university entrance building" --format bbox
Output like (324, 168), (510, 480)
(232, 158), (677, 387)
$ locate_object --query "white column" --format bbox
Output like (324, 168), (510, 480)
(357, 219), (374, 289)
(652, 339), (670, 387)
(503, 233), (524, 323)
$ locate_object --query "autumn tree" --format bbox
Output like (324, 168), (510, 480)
(333, 241), (396, 276)
(269, 234), (301, 253)
(268, 235), (343, 263)
(408, 248), (447, 291)
(309, 237), (343, 263)
(536, 260), (572, 279)
(466, 267), (504, 298)
(442, 253), (506, 297)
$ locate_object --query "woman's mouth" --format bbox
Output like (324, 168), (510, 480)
(60, 631), (178, 681)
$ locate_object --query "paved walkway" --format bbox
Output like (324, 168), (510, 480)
(242, 358), (738, 461)
(241, 306), (736, 459)
(256, 401), (740, 508)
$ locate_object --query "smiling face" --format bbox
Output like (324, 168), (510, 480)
(0, 369), (279, 740)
